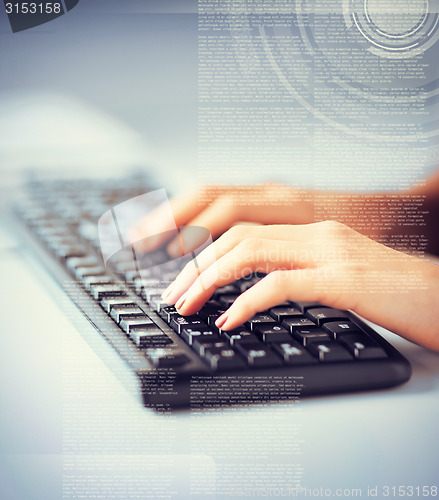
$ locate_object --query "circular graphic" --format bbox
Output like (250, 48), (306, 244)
(225, 0), (439, 143)
(350, 0), (439, 57)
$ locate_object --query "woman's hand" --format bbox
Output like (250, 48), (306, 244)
(130, 183), (315, 255)
(162, 221), (439, 351)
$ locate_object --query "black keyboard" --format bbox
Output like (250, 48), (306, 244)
(9, 172), (412, 410)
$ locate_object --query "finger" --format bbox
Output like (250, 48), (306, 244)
(171, 221), (342, 275)
(215, 269), (323, 331)
(173, 237), (328, 315)
(163, 225), (339, 306)
(130, 186), (215, 252)
(166, 194), (243, 257)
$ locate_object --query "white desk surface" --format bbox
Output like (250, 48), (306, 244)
(0, 211), (438, 500)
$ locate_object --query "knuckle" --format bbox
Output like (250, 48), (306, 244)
(242, 237), (264, 251)
(225, 225), (244, 243)
(234, 238), (266, 265)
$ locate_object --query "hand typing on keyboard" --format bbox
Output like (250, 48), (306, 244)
(15, 173), (416, 403)
(130, 169), (439, 257)
(162, 222), (439, 352)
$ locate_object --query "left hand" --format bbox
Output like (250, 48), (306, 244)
(162, 221), (439, 351)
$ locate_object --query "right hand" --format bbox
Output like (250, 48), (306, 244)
(129, 183), (315, 256)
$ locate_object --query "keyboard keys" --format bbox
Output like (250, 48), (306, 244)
(101, 297), (136, 313)
(203, 346), (246, 371)
(76, 266), (107, 280)
(272, 341), (318, 365)
(308, 342), (353, 362)
(269, 306), (302, 322)
(66, 256), (100, 271)
(291, 329), (331, 347)
(145, 288), (167, 303)
(129, 328), (172, 347)
(339, 334), (387, 359)
(235, 344), (283, 368)
(159, 306), (179, 323)
(181, 328), (219, 346)
(145, 348), (190, 368)
(82, 275), (113, 290)
(254, 324), (291, 343)
(289, 301), (323, 313)
(90, 284), (126, 300)
(246, 314), (276, 331)
(120, 316), (154, 334)
(149, 295), (168, 312)
(215, 284), (240, 295)
(322, 321), (361, 340)
(56, 244), (88, 259)
(222, 330), (259, 346)
(218, 294), (240, 308)
(193, 339), (228, 357)
(110, 305), (145, 324)
(281, 316), (316, 332)
(198, 305), (226, 326)
(306, 308), (349, 327)
(170, 315), (206, 334)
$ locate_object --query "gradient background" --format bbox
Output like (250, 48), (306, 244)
(0, 1), (438, 499)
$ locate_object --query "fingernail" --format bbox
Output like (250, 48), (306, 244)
(161, 284), (174, 301)
(175, 293), (187, 311)
(215, 313), (228, 329)
(167, 241), (182, 258)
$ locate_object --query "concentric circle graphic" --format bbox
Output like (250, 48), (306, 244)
(225, 0), (439, 146)
(350, 0), (439, 58)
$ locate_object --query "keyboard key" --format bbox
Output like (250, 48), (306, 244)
(281, 316), (316, 332)
(110, 305), (145, 324)
(124, 270), (141, 282)
(222, 330), (259, 346)
(306, 308), (349, 327)
(145, 348), (190, 368)
(289, 301), (324, 313)
(101, 297), (136, 313)
(272, 341), (318, 365)
(203, 346), (246, 371)
(198, 305), (227, 326)
(145, 288), (167, 302)
(90, 284), (126, 300)
(170, 315), (206, 334)
(82, 275), (113, 290)
(215, 284), (240, 295)
(181, 328), (219, 346)
(339, 334), (387, 359)
(269, 306), (302, 322)
(254, 324), (291, 343)
(129, 328), (172, 347)
(217, 325), (246, 335)
(120, 316), (154, 334)
(56, 245), (88, 259)
(66, 256), (100, 271)
(75, 266), (106, 280)
(322, 321), (361, 340)
(291, 329), (331, 347)
(308, 342), (353, 362)
(159, 306), (179, 323)
(218, 294), (240, 308)
(193, 339), (228, 357)
(235, 344), (283, 368)
(245, 314), (276, 331)
(149, 295), (168, 312)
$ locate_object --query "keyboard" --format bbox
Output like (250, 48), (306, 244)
(9, 172), (412, 410)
